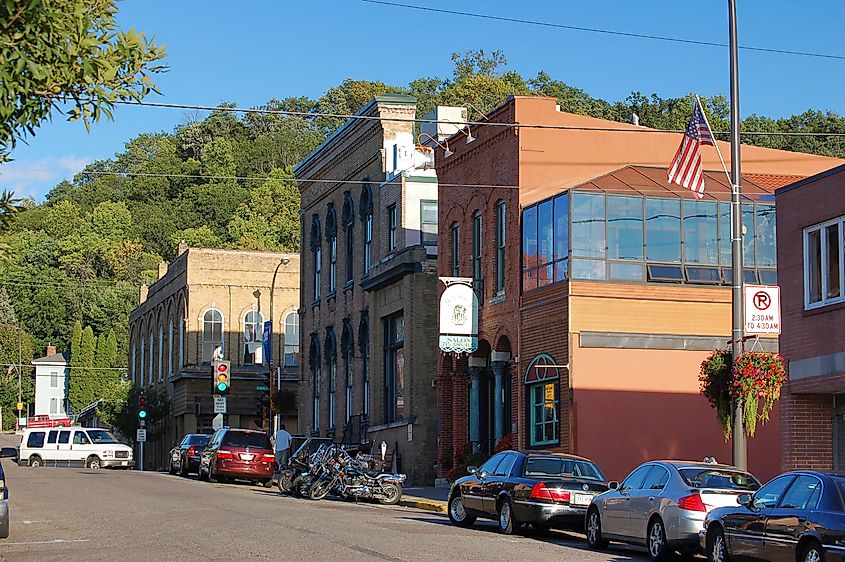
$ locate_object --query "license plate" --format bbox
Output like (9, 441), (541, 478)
(121, 461), (128, 466)
(572, 493), (592, 506)
(240, 454), (255, 461)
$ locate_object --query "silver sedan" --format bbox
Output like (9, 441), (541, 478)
(585, 460), (761, 561)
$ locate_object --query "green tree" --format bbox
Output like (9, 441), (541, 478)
(0, 0), (167, 159)
(226, 175), (300, 251)
(0, 324), (34, 430)
(0, 288), (17, 325)
(68, 325), (96, 413)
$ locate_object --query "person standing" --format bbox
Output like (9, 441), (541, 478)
(273, 424), (292, 468)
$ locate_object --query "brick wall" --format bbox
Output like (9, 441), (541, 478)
(781, 390), (833, 470)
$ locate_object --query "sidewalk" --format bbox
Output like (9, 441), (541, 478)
(400, 486), (449, 513)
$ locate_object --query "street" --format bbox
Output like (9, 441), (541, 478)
(0, 437), (654, 562)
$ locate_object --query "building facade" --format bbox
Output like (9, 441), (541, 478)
(33, 346), (69, 417)
(295, 94), (442, 485)
(127, 246), (300, 470)
(777, 164), (845, 471)
(435, 95), (842, 481)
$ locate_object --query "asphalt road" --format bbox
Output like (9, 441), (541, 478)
(0, 435), (655, 562)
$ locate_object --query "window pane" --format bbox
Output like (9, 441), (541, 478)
(827, 224), (841, 299)
(646, 198), (681, 262)
(523, 268), (537, 291)
(538, 200), (553, 265)
(756, 204), (776, 267)
(683, 200), (718, 264)
(554, 194), (569, 262)
(572, 258), (606, 280)
(742, 203), (755, 266)
(608, 196), (643, 260)
(719, 202), (731, 266)
(572, 193), (606, 258)
(523, 206), (538, 270)
(807, 229), (822, 303)
(610, 262), (644, 281)
(554, 259), (569, 282)
(421, 201), (437, 222)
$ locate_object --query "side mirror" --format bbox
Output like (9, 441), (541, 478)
(467, 466), (478, 475)
(0, 447), (17, 459)
(737, 493), (753, 507)
(608, 481), (619, 491)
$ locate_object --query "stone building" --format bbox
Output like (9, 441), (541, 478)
(127, 246), (300, 470)
(294, 94), (445, 485)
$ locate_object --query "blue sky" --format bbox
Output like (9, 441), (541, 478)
(2, 0), (843, 201)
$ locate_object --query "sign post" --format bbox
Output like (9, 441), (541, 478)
(744, 285), (781, 335)
(136, 428), (147, 442)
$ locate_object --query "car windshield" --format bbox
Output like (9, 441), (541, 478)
(223, 432), (270, 449)
(188, 435), (210, 446)
(679, 468), (761, 490)
(87, 430), (119, 444)
(524, 457), (605, 481)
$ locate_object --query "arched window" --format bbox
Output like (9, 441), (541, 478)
(326, 203), (337, 293)
(147, 330), (154, 386)
(283, 312), (299, 367)
(495, 200), (507, 293)
(139, 324), (145, 387)
(524, 353), (560, 447)
(167, 313), (174, 378)
(243, 310), (264, 365)
(341, 319), (354, 423)
(157, 317), (164, 383)
(178, 299), (185, 371)
(310, 215), (322, 300)
(202, 309), (224, 363)
(342, 192), (355, 284)
(309, 335), (321, 434)
(130, 337), (137, 385)
(358, 311), (370, 417)
(360, 184), (373, 274)
(325, 327), (337, 430)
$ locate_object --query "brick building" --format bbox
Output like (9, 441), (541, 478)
(294, 94), (447, 485)
(777, 164), (845, 471)
(127, 246), (300, 470)
(435, 95), (842, 481)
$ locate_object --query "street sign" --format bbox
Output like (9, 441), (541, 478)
(214, 396), (227, 414)
(744, 285), (781, 335)
(136, 428), (147, 442)
(212, 413), (224, 430)
(255, 385), (269, 392)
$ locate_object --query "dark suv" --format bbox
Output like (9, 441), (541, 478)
(198, 428), (274, 486)
(168, 434), (211, 477)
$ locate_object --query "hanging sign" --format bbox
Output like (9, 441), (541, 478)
(439, 278), (478, 353)
(744, 285), (781, 335)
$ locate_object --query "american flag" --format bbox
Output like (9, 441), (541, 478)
(667, 100), (715, 199)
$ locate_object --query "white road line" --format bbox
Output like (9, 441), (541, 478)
(20, 520), (51, 525)
(0, 539), (90, 546)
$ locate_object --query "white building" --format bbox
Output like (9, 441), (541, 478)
(33, 346), (70, 416)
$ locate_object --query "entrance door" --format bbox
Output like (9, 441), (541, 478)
(834, 395), (845, 471)
(478, 371), (495, 455)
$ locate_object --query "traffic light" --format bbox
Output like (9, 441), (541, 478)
(138, 393), (147, 419)
(212, 360), (231, 395)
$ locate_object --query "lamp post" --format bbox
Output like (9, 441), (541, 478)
(268, 257), (291, 436)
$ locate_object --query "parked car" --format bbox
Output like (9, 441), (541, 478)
(168, 434), (210, 477)
(19, 427), (134, 469)
(198, 428), (274, 486)
(702, 470), (845, 562)
(586, 460), (761, 560)
(447, 450), (608, 534)
(0, 446), (18, 538)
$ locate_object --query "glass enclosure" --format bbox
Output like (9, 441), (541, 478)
(521, 190), (776, 291)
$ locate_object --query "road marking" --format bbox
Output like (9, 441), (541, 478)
(20, 520), (51, 524)
(0, 539), (90, 546)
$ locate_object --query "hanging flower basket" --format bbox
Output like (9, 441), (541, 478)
(699, 351), (786, 439)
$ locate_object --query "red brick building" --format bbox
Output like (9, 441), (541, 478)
(777, 163), (845, 471)
(435, 96), (842, 481)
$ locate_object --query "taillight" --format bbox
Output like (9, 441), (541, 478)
(530, 482), (571, 503)
(678, 493), (708, 512)
(262, 453), (275, 463)
(216, 450), (233, 460)
(186, 446), (196, 457)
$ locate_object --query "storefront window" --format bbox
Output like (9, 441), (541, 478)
(756, 204), (776, 267)
(524, 354), (560, 447)
(572, 193), (606, 259)
(384, 314), (405, 422)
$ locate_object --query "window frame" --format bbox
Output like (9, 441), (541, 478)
(327, 205), (338, 294)
(201, 309), (224, 363)
(384, 313), (405, 423)
(450, 223), (460, 276)
(495, 201), (506, 293)
(388, 203), (398, 252)
(243, 310), (264, 365)
(420, 199), (438, 247)
(283, 312), (300, 368)
(528, 380), (559, 447)
(804, 215), (845, 310)
(472, 211), (482, 281)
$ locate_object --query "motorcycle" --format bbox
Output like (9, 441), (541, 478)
(277, 438), (325, 497)
(307, 446), (405, 505)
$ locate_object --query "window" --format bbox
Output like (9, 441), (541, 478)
(26, 431), (45, 448)
(47, 430), (58, 444)
(158, 319), (164, 383)
(341, 321), (354, 423)
(522, 194), (569, 292)
(50, 371), (58, 388)
(421, 200), (438, 246)
(243, 310), (263, 365)
(384, 314), (405, 422)
(342, 192), (355, 284)
(283, 312), (300, 368)
(130, 340), (136, 384)
(388, 204), (398, 251)
(139, 333), (145, 386)
(805, 216), (844, 309)
(50, 398), (58, 414)
(167, 317), (174, 378)
(522, 205), (537, 291)
(495, 201), (506, 293)
(73, 431), (90, 445)
(493, 453), (517, 477)
(147, 331), (153, 386)
(359, 312), (370, 417)
(572, 193), (606, 280)
(58, 430), (70, 444)
(309, 336), (321, 433)
(450, 223), (460, 276)
(472, 211), (482, 281)
(479, 453), (506, 475)
(642, 466), (671, 490)
(683, 200), (718, 264)
(529, 382), (558, 446)
(361, 185), (373, 274)
(608, 195), (644, 261)
(778, 475), (822, 510)
(325, 328), (337, 430)
(622, 465), (653, 490)
(752, 475), (795, 509)
(645, 198), (681, 263)
(327, 204), (337, 293)
(523, 457), (605, 480)
(201, 309), (224, 363)
(178, 306), (185, 371)
(310, 215), (322, 300)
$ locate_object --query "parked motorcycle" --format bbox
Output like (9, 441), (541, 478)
(277, 438), (325, 497)
(306, 446), (405, 505)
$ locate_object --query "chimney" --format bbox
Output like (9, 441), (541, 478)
(46, 345), (56, 357)
(158, 261), (168, 279)
(178, 240), (188, 256)
(139, 283), (149, 304)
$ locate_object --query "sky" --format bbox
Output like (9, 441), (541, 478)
(2, 0), (844, 201)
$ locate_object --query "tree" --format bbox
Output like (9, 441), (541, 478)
(68, 324), (96, 413)
(0, 324), (34, 430)
(0, 288), (18, 325)
(226, 175), (300, 251)
(0, 0), (167, 159)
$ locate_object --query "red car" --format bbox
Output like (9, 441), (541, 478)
(26, 415), (72, 428)
(198, 428), (274, 487)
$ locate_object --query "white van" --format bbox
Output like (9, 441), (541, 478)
(19, 426), (134, 469)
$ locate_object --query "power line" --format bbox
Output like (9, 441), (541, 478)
(361, 0), (845, 61)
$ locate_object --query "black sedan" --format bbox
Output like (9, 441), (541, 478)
(168, 433), (210, 477)
(447, 449), (608, 534)
(702, 470), (845, 562)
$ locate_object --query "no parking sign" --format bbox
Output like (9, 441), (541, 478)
(744, 285), (781, 335)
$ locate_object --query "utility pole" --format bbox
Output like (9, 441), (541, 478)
(17, 323), (22, 429)
(268, 257), (289, 437)
(728, 0), (747, 470)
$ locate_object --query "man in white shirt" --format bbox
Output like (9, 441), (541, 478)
(273, 424), (293, 467)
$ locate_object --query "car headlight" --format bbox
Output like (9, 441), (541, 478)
(102, 450), (113, 458)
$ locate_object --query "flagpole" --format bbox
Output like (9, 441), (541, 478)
(728, 0), (747, 471)
(695, 95), (732, 186)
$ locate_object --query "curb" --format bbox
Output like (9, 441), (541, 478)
(400, 497), (447, 513)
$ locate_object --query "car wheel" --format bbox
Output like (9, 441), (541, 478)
(180, 460), (189, 478)
(86, 456), (102, 470)
(208, 464), (217, 483)
(707, 526), (731, 562)
(586, 508), (609, 549)
(801, 540), (825, 562)
(447, 494), (476, 527)
(497, 498), (517, 535)
(198, 462), (208, 481)
(647, 517), (670, 561)
(168, 461), (177, 475)
(28, 455), (42, 468)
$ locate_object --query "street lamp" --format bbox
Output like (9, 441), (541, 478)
(268, 256), (291, 435)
